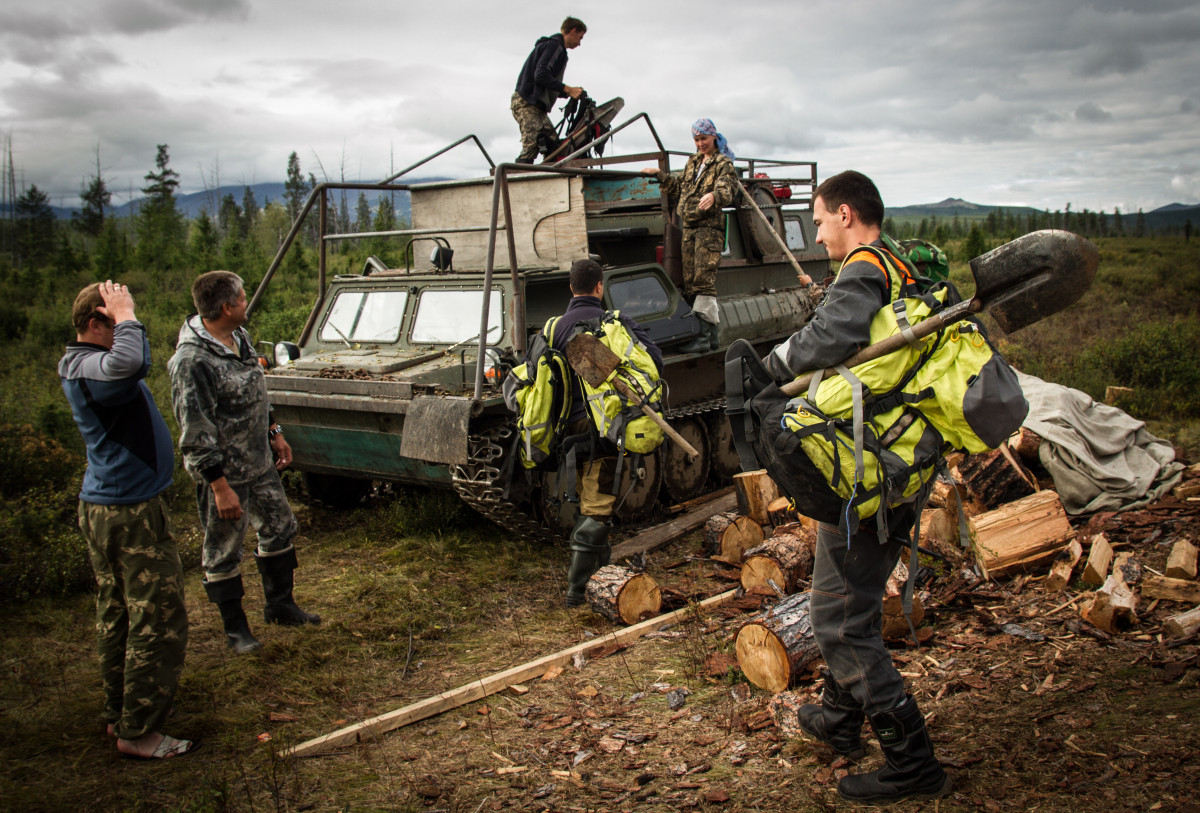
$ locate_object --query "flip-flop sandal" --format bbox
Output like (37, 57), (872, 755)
(120, 734), (199, 760)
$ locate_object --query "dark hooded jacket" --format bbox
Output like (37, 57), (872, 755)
(515, 33), (569, 111)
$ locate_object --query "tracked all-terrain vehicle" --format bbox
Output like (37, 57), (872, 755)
(250, 114), (829, 540)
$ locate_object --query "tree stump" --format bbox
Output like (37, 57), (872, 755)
(740, 531), (816, 595)
(957, 448), (1038, 510)
(735, 592), (821, 692)
(703, 512), (764, 563)
(734, 469), (782, 525)
(586, 565), (662, 625)
(766, 496), (799, 527)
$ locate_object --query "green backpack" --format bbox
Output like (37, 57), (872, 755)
(569, 310), (665, 456)
(502, 316), (572, 469)
(884, 235), (950, 282)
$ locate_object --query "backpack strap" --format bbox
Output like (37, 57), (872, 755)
(724, 339), (777, 472)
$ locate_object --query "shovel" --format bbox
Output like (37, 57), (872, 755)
(566, 333), (700, 459)
(780, 229), (1099, 397)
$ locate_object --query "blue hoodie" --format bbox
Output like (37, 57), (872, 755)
(58, 321), (174, 504)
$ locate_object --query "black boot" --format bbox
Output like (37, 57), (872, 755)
(255, 548), (321, 626)
(203, 576), (262, 654)
(565, 516), (611, 607)
(796, 670), (866, 760)
(838, 696), (951, 804)
(678, 319), (718, 354)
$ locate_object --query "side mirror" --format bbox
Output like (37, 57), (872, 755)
(274, 341), (301, 367)
(430, 245), (454, 272)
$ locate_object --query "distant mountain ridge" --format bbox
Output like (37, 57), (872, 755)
(888, 198), (1200, 232)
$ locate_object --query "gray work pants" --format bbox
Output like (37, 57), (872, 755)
(809, 506), (915, 715)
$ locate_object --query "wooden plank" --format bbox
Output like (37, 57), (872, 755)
(283, 588), (739, 757)
(610, 491), (738, 561)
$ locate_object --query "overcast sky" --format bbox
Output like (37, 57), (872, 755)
(2, 0), (1198, 214)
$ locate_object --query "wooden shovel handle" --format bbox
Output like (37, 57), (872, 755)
(609, 377), (700, 459)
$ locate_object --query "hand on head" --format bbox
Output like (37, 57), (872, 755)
(97, 280), (137, 324)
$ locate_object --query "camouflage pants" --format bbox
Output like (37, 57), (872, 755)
(196, 467), (297, 580)
(511, 92), (556, 163)
(680, 225), (723, 298)
(78, 496), (188, 740)
(568, 418), (617, 517)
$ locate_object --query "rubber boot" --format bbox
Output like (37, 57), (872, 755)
(678, 319), (718, 354)
(838, 695), (952, 804)
(203, 576), (262, 655)
(255, 548), (322, 626)
(796, 670), (867, 760)
(565, 515), (612, 607)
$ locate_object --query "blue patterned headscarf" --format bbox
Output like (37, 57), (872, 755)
(691, 118), (735, 160)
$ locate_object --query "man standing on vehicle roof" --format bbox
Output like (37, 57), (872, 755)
(763, 171), (952, 804)
(59, 281), (195, 760)
(546, 259), (663, 606)
(169, 271), (321, 656)
(512, 17), (586, 164)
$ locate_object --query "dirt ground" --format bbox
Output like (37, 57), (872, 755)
(2, 474), (1199, 812)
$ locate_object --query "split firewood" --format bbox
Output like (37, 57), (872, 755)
(1104, 385), (1134, 404)
(586, 565), (662, 625)
(766, 496), (799, 527)
(957, 447), (1038, 510)
(1175, 480), (1200, 500)
(1141, 574), (1200, 604)
(1163, 604), (1200, 638)
(1081, 533), (1114, 587)
(1045, 539), (1084, 592)
(970, 490), (1073, 579)
(1113, 552), (1143, 586)
(735, 591), (821, 693)
(882, 559), (925, 640)
(740, 531), (816, 595)
(1009, 427), (1043, 464)
(1080, 573), (1138, 633)
(1166, 539), (1199, 580)
(703, 512), (764, 564)
(921, 506), (959, 548)
(734, 469), (782, 526)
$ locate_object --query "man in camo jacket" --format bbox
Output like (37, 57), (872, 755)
(59, 280), (195, 760)
(169, 270), (320, 656)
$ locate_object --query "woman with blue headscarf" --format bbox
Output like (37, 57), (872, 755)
(643, 118), (739, 353)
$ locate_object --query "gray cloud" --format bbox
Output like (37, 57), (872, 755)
(1075, 102), (1114, 123)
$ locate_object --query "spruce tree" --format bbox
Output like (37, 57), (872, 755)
(135, 144), (186, 269)
(14, 184), (57, 269)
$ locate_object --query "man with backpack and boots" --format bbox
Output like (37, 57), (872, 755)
(169, 271), (321, 655)
(512, 17), (586, 164)
(545, 259), (663, 606)
(763, 171), (952, 803)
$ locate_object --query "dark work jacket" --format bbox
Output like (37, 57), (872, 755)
(515, 34), (569, 111)
(545, 295), (664, 424)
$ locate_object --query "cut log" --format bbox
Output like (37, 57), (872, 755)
(1113, 552), (1143, 586)
(734, 469), (782, 526)
(1080, 573), (1138, 633)
(957, 448), (1038, 510)
(1166, 540), (1199, 580)
(970, 490), (1073, 579)
(1141, 574), (1200, 604)
(1045, 539), (1084, 592)
(882, 559), (925, 640)
(736, 591), (821, 693)
(1104, 385), (1134, 405)
(1163, 604), (1200, 638)
(766, 691), (806, 737)
(741, 531), (816, 595)
(1009, 427), (1043, 464)
(703, 512), (764, 564)
(766, 496), (799, 527)
(1081, 533), (1113, 587)
(586, 565), (662, 625)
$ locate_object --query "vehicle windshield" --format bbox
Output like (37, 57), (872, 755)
(411, 289), (504, 345)
(320, 290), (409, 343)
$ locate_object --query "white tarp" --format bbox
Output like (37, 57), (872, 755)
(1015, 370), (1184, 514)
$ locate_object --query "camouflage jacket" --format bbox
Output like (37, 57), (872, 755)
(656, 152), (739, 229)
(168, 315), (273, 486)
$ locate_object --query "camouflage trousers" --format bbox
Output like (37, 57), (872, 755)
(78, 496), (188, 740)
(511, 92), (557, 163)
(680, 225), (723, 299)
(196, 467), (297, 580)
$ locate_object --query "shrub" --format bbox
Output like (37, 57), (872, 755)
(1074, 317), (1200, 419)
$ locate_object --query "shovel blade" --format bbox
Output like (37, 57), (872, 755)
(969, 229), (1099, 334)
(566, 332), (620, 389)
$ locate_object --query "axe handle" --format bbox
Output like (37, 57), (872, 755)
(738, 181), (811, 285)
(609, 377), (700, 459)
(779, 298), (978, 398)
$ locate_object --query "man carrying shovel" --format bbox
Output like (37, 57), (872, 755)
(763, 171), (953, 803)
(546, 259), (663, 606)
